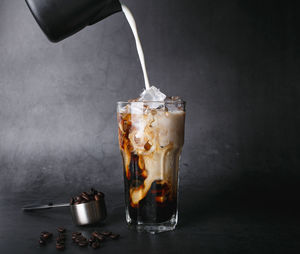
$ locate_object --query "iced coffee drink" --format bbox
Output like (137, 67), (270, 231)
(117, 87), (185, 233)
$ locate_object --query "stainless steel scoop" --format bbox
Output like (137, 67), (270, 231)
(22, 199), (107, 226)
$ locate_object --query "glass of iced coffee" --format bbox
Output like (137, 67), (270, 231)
(117, 89), (185, 233)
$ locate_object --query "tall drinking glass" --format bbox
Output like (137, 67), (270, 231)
(117, 100), (185, 233)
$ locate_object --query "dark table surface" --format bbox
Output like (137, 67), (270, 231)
(1, 187), (300, 254)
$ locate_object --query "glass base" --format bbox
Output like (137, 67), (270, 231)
(126, 213), (178, 234)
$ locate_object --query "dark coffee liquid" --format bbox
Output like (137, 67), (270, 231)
(123, 153), (177, 223)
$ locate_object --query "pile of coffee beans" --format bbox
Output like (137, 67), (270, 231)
(70, 188), (104, 205)
(38, 227), (120, 251)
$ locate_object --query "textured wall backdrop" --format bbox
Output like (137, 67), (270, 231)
(0, 0), (299, 200)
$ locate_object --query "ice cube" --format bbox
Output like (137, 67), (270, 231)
(119, 104), (129, 113)
(130, 102), (144, 114)
(165, 96), (184, 112)
(165, 103), (178, 112)
(145, 101), (164, 109)
(139, 86), (166, 102)
(138, 86), (166, 109)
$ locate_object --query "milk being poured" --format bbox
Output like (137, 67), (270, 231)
(122, 4), (150, 90)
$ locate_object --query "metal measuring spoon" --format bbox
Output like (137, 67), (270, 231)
(22, 196), (107, 226)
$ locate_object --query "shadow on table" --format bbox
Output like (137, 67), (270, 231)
(178, 172), (300, 228)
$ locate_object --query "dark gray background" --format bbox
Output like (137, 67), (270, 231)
(0, 0), (299, 202)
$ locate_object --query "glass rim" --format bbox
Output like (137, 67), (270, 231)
(117, 100), (186, 104)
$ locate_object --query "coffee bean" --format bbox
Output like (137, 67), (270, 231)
(92, 231), (105, 241)
(92, 241), (100, 249)
(109, 233), (120, 240)
(81, 192), (90, 201)
(78, 240), (88, 247)
(75, 237), (83, 243)
(75, 196), (82, 202)
(75, 236), (86, 243)
(101, 231), (112, 237)
(42, 232), (52, 239)
(57, 227), (66, 233)
(72, 232), (81, 241)
(56, 243), (65, 250)
(39, 238), (46, 245)
(97, 235), (105, 241)
(94, 194), (101, 201)
(89, 236), (96, 244)
(92, 231), (99, 237)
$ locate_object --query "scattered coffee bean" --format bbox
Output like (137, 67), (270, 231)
(91, 231), (99, 238)
(109, 233), (120, 240)
(75, 237), (81, 243)
(97, 235), (105, 241)
(76, 236), (87, 243)
(57, 227), (66, 233)
(92, 231), (105, 241)
(39, 238), (46, 245)
(72, 232), (81, 242)
(101, 231), (112, 237)
(41, 232), (52, 239)
(56, 243), (65, 250)
(92, 241), (100, 249)
(89, 236), (96, 244)
(78, 240), (88, 247)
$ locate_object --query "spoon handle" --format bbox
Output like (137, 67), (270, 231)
(22, 203), (70, 211)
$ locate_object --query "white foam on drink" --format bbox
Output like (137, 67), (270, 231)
(122, 4), (150, 90)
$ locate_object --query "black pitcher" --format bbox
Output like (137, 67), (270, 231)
(25, 0), (122, 42)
